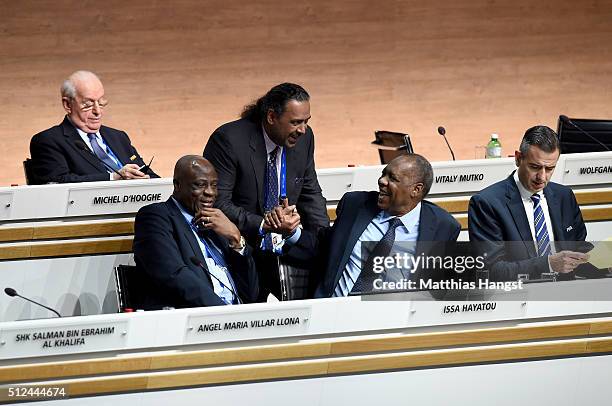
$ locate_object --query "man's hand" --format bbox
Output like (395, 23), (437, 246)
(549, 250), (589, 273)
(112, 164), (151, 180)
(263, 198), (301, 236)
(194, 207), (242, 247)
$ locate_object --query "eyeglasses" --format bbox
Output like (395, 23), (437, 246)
(77, 98), (109, 111)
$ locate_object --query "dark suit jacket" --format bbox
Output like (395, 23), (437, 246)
(132, 199), (259, 310)
(285, 191), (461, 298)
(468, 174), (592, 281)
(29, 116), (158, 184)
(203, 118), (329, 242)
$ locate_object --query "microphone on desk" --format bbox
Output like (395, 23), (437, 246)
(74, 140), (125, 179)
(559, 115), (610, 152)
(4, 287), (62, 318)
(189, 257), (242, 304)
(437, 126), (456, 161)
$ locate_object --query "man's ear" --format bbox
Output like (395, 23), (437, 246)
(62, 97), (72, 114)
(412, 183), (424, 197)
(514, 150), (521, 167)
(266, 109), (277, 125)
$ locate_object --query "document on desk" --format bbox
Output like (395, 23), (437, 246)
(588, 238), (612, 269)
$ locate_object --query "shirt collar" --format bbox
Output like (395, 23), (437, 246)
(67, 116), (100, 138)
(378, 202), (422, 233)
(513, 171), (541, 201)
(261, 125), (282, 155)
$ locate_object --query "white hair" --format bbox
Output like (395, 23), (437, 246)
(60, 70), (101, 98)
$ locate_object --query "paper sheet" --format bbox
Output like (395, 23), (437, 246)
(587, 237), (612, 269)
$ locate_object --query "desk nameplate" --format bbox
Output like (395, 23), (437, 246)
(184, 306), (311, 344)
(0, 320), (129, 359)
(561, 155), (612, 186)
(65, 183), (172, 216)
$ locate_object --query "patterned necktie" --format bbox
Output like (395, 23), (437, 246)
(192, 224), (228, 268)
(88, 133), (121, 171)
(531, 193), (551, 257)
(192, 224), (236, 304)
(263, 147), (280, 250)
(350, 217), (404, 294)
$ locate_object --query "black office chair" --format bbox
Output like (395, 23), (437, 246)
(23, 158), (36, 185)
(278, 258), (310, 300)
(114, 265), (145, 311)
(371, 130), (414, 164)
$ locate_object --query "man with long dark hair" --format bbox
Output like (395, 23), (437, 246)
(203, 83), (329, 300)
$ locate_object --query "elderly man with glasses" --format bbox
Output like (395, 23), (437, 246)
(29, 70), (158, 184)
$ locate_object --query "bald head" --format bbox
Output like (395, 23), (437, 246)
(61, 71), (103, 99)
(173, 155), (218, 213)
(391, 154), (434, 197)
(61, 70), (106, 133)
(377, 154), (433, 216)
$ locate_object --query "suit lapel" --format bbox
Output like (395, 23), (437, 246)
(333, 196), (380, 287)
(249, 128), (267, 213)
(166, 199), (208, 270)
(544, 186), (564, 241)
(416, 202), (437, 242)
(505, 176), (537, 256)
(61, 117), (105, 172)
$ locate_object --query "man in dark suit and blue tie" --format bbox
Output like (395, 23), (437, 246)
(279, 154), (461, 298)
(133, 155), (258, 309)
(468, 125), (593, 281)
(29, 70), (158, 184)
(203, 83), (329, 300)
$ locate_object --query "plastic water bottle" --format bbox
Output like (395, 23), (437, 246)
(486, 133), (502, 158)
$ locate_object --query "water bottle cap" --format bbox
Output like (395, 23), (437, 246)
(491, 133), (499, 139)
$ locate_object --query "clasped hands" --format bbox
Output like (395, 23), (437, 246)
(263, 198), (301, 236)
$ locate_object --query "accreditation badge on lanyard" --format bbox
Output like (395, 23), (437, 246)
(267, 148), (287, 255)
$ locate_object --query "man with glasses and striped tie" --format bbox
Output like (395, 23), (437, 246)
(468, 125), (597, 281)
(29, 70), (158, 184)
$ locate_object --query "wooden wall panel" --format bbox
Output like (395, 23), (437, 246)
(1, 0), (612, 185)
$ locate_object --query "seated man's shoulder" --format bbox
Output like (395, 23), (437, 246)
(136, 201), (170, 217)
(31, 123), (63, 143)
(341, 190), (378, 205)
(546, 181), (573, 196)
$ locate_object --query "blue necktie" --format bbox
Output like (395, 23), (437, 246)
(88, 134), (121, 171)
(349, 217), (404, 294)
(263, 147), (280, 250)
(192, 223), (236, 304)
(531, 194), (551, 257)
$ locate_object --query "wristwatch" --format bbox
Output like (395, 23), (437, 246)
(231, 235), (246, 251)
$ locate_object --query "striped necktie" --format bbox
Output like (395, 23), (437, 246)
(88, 133), (121, 171)
(531, 193), (551, 256)
(350, 217), (404, 294)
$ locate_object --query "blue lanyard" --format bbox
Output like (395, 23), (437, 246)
(279, 147), (287, 200)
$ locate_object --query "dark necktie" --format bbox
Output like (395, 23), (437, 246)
(351, 217), (404, 294)
(531, 194), (551, 256)
(88, 133), (121, 171)
(263, 147), (280, 250)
